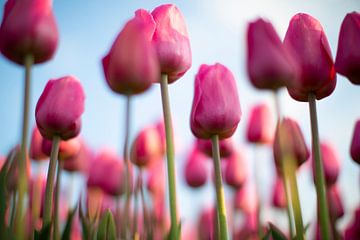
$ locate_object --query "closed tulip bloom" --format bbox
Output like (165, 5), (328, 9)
(224, 149), (247, 189)
(29, 126), (47, 161)
(146, 160), (165, 196)
(344, 207), (360, 239)
(130, 126), (163, 167)
(0, 0), (59, 65)
(273, 118), (310, 174)
(35, 76), (85, 140)
(196, 137), (234, 158)
(151, 4), (192, 83)
(335, 12), (360, 84)
(190, 63), (241, 139)
(284, 13), (336, 101)
(327, 184), (344, 220)
(102, 11), (159, 95)
(247, 18), (298, 90)
(42, 137), (81, 161)
(197, 207), (216, 240)
(246, 103), (273, 144)
(62, 141), (91, 173)
(234, 183), (258, 214)
(350, 119), (360, 164)
(184, 147), (208, 188)
(272, 176), (287, 209)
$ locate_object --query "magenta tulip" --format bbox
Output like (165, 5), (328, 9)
(327, 184), (344, 220)
(42, 137), (81, 161)
(350, 119), (360, 164)
(62, 140), (91, 173)
(272, 176), (287, 209)
(190, 63), (241, 139)
(246, 103), (273, 144)
(233, 183), (258, 214)
(0, 0), (59, 65)
(29, 126), (47, 161)
(344, 207), (360, 239)
(151, 4), (192, 83)
(35, 76), (85, 140)
(284, 13), (336, 101)
(184, 146), (208, 188)
(224, 149), (247, 189)
(335, 12), (360, 84)
(102, 10), (159, 95)
(196, 137), (234, 158)
(197, 207), (216, 240)
(146, 160), (165, 196)
(246, 18), (298, 90)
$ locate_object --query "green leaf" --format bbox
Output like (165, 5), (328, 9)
(97, 209), (116, 240)
(79, 201), (90, 240)
(34, 222), (52, 240)
(61, 207), (77, 240)
(269, 223), (288, 240)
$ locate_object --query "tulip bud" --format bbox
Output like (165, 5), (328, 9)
(155, 119), (166, 155)
(130, 126), (163, 167)
(196, 137), (234, 158)
(62, 140), (91, 173)
(151, 4), (192, 83)
(197, 207), (216, 240)
(42, 137), (81, 161)
(190, 63), (241, 139)
(284, 13), (336, 101)
(272, 176), (287, 209)
(344, 207), (360, 239)
(246, 103), (273, 144)
(102, 10), (159, 95)
(327, 184), (344, 220)
(184, 146), (208, 188)
(312, 141), (341, 186)
(350, 119), (360, 164)
(146, 160), (165, 196)
(29, 126), (47, 161)
(35, 76), (85, 140)
(273, 118), (310, 174)
(0, 0), (59, 65)
(335, 12), (360, 85)
(224, 149), (247, 189)
(246, 18), (298, 90)
(234, 183), (258, 214)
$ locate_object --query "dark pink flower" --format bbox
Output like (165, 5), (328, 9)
(197, 207), (216, 240)
(350, 119), (360, 164)
(196, 137), (234, 158)
(272, 176), (287, 209)
(29, 126), (47, 161)
(327, 184), (344, 220)
(224, 149), (247, 189)
(184, 146), (208, 188)
(62, 140), (91, 173)
(246, 102), (273, 144)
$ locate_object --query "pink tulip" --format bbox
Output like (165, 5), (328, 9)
(335, 12), (360, 85)
(184, 146), (208, 188)
(35, 76), (85, 140)
(344, 207), (360, 239)
(284, 13), (336, 102)
(151, 4), (192, 83)
(0, 0), (58, 65)
(62, 140), (91, 173)
(147, 159), (165, 197)
(130, 126), (163, 167)
(272, 176), (287, 209)
(350, 119), (360, 164)
(190, 63), (241, 139)
(29, 174), (46, 220)
(234, 183), (258, 214)
(197, 207), (216, 240)
(273, 118), (309, 174)
(246, 18), (298, 90)
(41, 137), (81, 161)
(246, 103), (273, 144)
(29, 126), (47, 161)
(224, 149), (247, 189)
(196, 137), (234, 158)
(102, 10), (159, 95)
(234, 212), (259, 240)
(327, 184), (344, 220)
(155, 119), (166, 155)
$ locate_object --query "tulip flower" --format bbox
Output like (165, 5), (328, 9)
(350, 119), (360, 164)
(184, 147), (208, 188)
(155, 120), (167, 155)
(42, 137), (81, 161)
(234, 183), (258, 213)
(335, 12), (360, 85)
(272, 176), (287, 209)
(151, 4), (192, 83)
(246, 18), (298, 90)
(327, 184), (344, 220)
(196, 138), (234, 158)
(0, 0), (59, 65)
(146, 160), (165, 197)
(344, 207), (360, 239)
(246, 103), (274, 144)
(29, 126), (47, 161)
(62, 141), (91, 173)
(197, 207), (216, 240)
(224, 149), (247, 189)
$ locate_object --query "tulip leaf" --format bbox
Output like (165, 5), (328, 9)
(268, 223), (287, 240)
(97, 209), (116, 240)
(61, 207), (77, 240)
(79, 201), (90, 240)
(34, 222), (52, 240)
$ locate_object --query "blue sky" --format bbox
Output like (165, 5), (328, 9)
(0, 0), (360, 235)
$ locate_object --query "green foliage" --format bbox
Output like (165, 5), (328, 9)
(97, 209), (116, 240)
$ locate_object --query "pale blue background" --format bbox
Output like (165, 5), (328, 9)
(0, 0), (359, 237)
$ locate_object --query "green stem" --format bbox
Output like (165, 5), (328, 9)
(43, 136), (61, 227)
(10, 191), (17, 229)
(15, 54), (34, 238)
(308, 93), (331, 240)
(253, 145), (263, 238)
(132, 172), (140, 238)
(211, 135), (228, 240)
(160, 74), (179, 239)
(53, 161), (62, 240)
(139, 169), (152, 240)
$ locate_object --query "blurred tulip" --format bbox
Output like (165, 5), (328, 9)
(344, 207), (360, 239)
(190, 63), (241, 139)
(246, 18), (298, 90)
(246, 103), (273, 144)
(35, 76), (85, 140)
(234, 183), (258, 214)
(102, 10), (159, 95)
(335, 12), (360, 85)
(29, 174), (46, 220)
(151, 4), (192, 83)
(147, 159), (165, 197)
(196, 137), (234, 158)
(62, 140), (91, 173)
(29, 126), (47, 161)
(0, 0), (58, 65)
(197, 207), (216, 240)
(272, 176), (287, 209)
(284, 13), (336, 102)
(224, 149), (247, 189)
(234, 212), (259, 240)
(130, 126), (163, 167)
(327, 184), (344, 220)
(155, 119), (166, 155)
(273, 118), (309, 174)
(350, 119), (360, 164)
(6, 145), (31, 192)
(184, 146), (208, 188)
(42, 137), (81, 161)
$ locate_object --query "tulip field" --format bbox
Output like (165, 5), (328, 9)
(0, 0), (360, 239)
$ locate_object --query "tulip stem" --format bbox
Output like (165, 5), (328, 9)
(14, 54), (34, 238)
(43, 136), (61, 228)
(53, 161), (62, 240)
(308, 93), (331, 240)
(132, 172), (140, 239)
(253, 145), (263, 238)
(139, 169), (152, 239)
(211, 135), (228, 240)
(160, 74), (179, 240)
